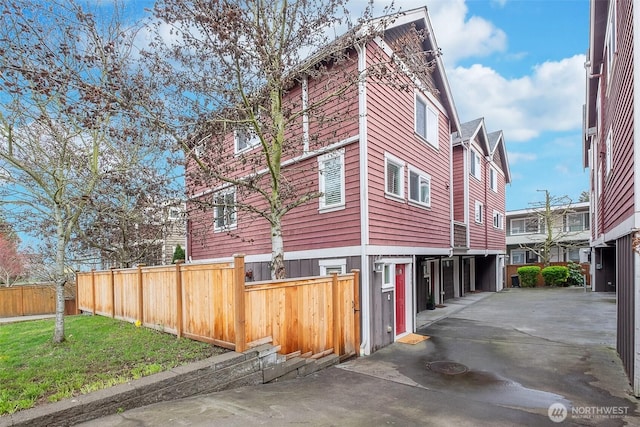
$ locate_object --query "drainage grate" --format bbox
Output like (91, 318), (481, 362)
(426, 361), (468, 375)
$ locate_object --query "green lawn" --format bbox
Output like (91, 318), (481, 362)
(0, 315), (225, 415)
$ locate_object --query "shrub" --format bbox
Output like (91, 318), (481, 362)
(172, 244), (185, 263)
(517, 266), (541, 287)
(566, 261), (585, 287)
(541, 266), (568, 287)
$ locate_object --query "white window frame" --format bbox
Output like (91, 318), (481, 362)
(470, 149), (481, 180)
(510, 217), (540, 235)
(213, 188), (237, 232)
(408, 166), (431, 208)
(414, 93), (439, 149)
(511, 250), (525, 265)
(565, 212), (589, 232)
(319, 258), (347, 276)
(493, 211), (503, 229)
(605, 1), (616, 85)
(384, 153), (405, 200)
(234, 127), (260, 154)
(168, 207), (181, 220)
(475, 201), (483, 224)
(382, 264), (393, 290)
(318, 149), (345, 213)
(489, 167), (498, 192)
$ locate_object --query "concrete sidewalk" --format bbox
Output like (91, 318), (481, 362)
(415, 290), (494, 329)
(0, 314), (55, 324)
(74, 287), (637, 426)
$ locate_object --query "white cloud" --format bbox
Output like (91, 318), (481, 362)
(426, 0), (507, 65)
(508, 152), (537, 165)
(448, 55), (586, 141)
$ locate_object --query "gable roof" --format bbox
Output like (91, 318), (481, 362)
(487, 130), (511, 184)
(451, 117), (511, 184)
(451, 117), (492, 158)
(371, 7), (462, 135)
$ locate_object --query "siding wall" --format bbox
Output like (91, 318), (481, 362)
(186, 54), (362, 260)
(601, 0), (635, 234)
(365, 42), (451, 249)
(452, 145), (466, 222)
(468, 140), (487, 249)
(486, 163), (507, 250)
(616, 234), (635, 383)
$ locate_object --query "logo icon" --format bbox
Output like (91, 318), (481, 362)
(548, 403), (568, 423)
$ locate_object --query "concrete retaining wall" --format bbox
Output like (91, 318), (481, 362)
(0, 345), (339, 427)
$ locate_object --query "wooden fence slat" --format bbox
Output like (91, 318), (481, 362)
(234, 254), (246, 353)
(74, 260), (358, 358)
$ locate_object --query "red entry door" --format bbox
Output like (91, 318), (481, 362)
(395, 264), (406, 334)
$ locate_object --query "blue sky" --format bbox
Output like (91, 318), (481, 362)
(118, 0), (590, 212)
(416, 0), (590, 210)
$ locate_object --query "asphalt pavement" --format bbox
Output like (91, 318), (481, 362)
(78, 287), (638, 426)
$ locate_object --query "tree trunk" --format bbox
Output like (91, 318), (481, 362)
(270, 220), (285, 280)
(53, 212), (66, 343)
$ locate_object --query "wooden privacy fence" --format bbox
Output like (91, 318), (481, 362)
(0, 283), (76, 317)
(505, 262), (591, 288)
(76, 256), (360, 358)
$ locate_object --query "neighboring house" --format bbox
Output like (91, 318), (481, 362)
(186, 7), (510, 355)
(505, 202), (591, 265)
(88, 202), (186, 269)
(584, 0), (640, 395)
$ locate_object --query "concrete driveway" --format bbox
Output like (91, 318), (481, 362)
(81, 288), (638, 426)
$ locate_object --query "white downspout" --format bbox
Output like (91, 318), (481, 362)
(632, 0), (640, 396)
(356, 42), (371, 356)
(449, 130), (455, 249)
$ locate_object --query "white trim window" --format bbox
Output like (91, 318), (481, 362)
(168, 207), (181, 220)
(382, 264), (393, 290)
(318, 150), (345, 212)
(474, 201), (483, 224)
(605, 1), (616, 83)
(408, 166), (431, 207)
(492, 211), (503, 229)
(234, 127), (260, 154)
(510, 217), (541, 235)
(385, 153), (404, 199)
(565, 212), (589, 232)
(470, 149), (481, 180)
(489, 167), (498, 192)
(414, 94), (439, 149)
(319, 258), (347, 275)
(511, 250), (526, 265)
(213, 188), (237, 231)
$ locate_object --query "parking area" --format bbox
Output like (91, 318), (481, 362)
(82, 288), (637, 426)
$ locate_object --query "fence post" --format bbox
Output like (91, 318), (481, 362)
(233, 254), (246, 353)
(91, 269), (96, 316)
(137, 264), (145, 325)
(175, 261), (183, 339)
(331, 273), (340, 356)
(19, 286), (24, 316)
(75, 272), (80, 315)
(351, 269), (361, 356)
(110, 268), (115, 318)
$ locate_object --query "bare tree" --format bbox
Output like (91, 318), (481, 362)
(518, 190), (588, 266)
(0, 0), (151, 342)
(137, 1), (434, 279)
(0, 230), (24, 286)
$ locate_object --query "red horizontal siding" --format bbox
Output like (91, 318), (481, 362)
(452, 146), (465, 222)
(601, 0), (635, 235)
(365, 43), (451, 248)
